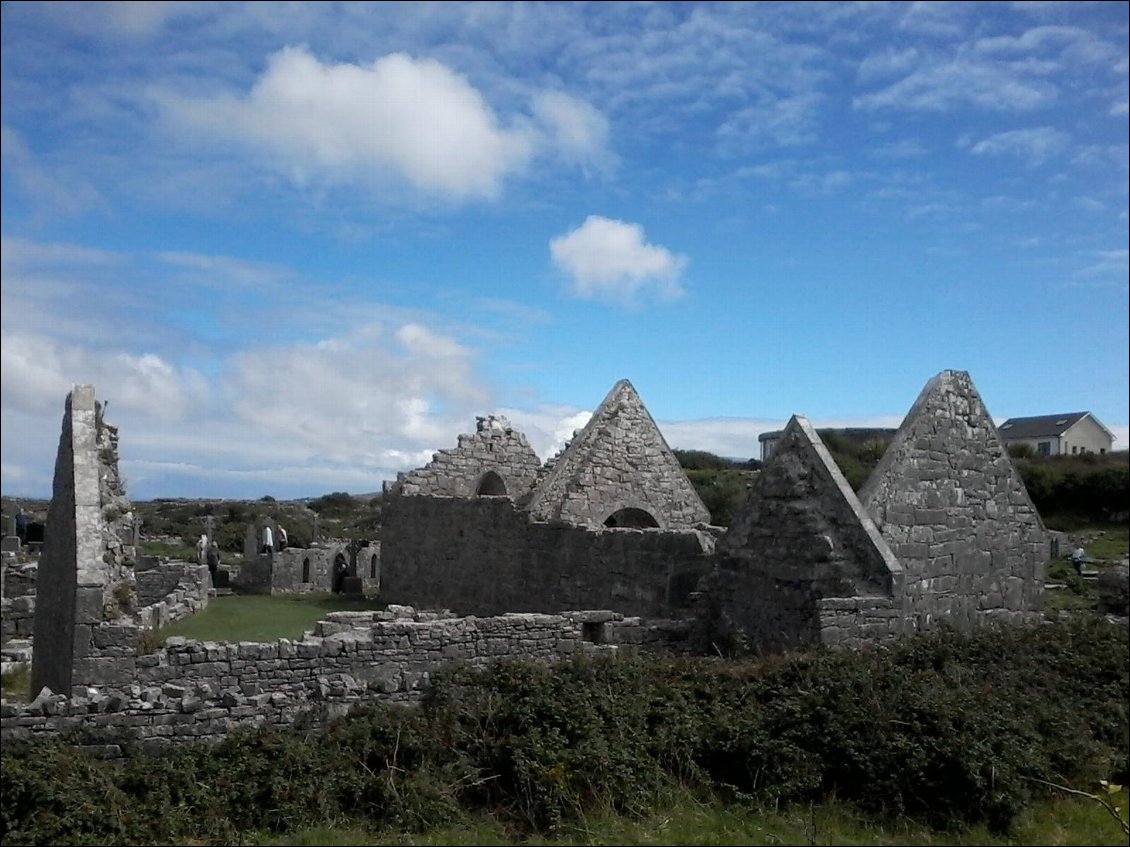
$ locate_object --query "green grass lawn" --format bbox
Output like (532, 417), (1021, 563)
(156, 592), (386, 644)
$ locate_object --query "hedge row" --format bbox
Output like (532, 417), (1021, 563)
(2, 617), (1127, 845)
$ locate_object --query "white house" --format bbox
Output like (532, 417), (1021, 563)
(997, 412), (1115, 456)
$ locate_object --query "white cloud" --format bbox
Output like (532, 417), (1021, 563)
(854, 58), (1056, 112)
(549, 216), (688, 304)
(500, 406), (593, 461)
(0, 125), (103, 219)
(531, 90), (616, 175)
(716, 92), (824, 151)
(158, 47), (613, 203)
(0, 331), (205, 420)
(225, 321), (488, 467)
(964, 127), (1070, 165)
(162, 47), (535, 200)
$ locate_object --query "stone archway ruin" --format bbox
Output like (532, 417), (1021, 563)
(476, 471), (507, 496)
(603, 507), (660, 528)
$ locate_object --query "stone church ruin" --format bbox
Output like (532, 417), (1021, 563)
(2, 370), (1060, 751)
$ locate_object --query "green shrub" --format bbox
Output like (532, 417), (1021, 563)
(2, 620), (1126, 843)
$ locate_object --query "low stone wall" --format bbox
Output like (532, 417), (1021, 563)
(1, 596), (35, 644)
(2, 561), (37, 600)
(134, 562), (210, 631)
(817, 595), (905, 649)
(1, 606), (693, 754)
(134, 557), (188, 606)
(381, 495), (714, 617)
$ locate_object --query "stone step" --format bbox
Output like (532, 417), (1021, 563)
(208, 588), (233, 597)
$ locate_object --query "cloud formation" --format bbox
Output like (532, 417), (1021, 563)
(550, 216), (687, 304)
(964, 127), (1070, 166)
(159, 47), (611, 202)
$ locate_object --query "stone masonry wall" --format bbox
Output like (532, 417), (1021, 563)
(1, 606), (693, 755)
(701, 416), (903, 653)
(380, 495), (714, 617)
(388, 415), (543, 500)
(859, 371), (1049, 632)
(525, 380), (712, 529)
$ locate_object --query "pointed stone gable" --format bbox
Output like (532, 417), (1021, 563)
(525, 379), (711, 529)
(721, 415), (902, 595)
(32, 385), (140, 697)
(859, 370), (1048, 628)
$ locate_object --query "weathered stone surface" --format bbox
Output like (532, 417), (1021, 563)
(389, 415), (543, 500)
(859, 370), (1048, 631)
(526, 380), (711, 529)
(702, 416), (903, 652)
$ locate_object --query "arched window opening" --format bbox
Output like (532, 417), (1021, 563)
(603, 508), (659, 529)
(476, 471), (507, 496)
(302, 558), (311, 583)
(370, 553), (378, 579)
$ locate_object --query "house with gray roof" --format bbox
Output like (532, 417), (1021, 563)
(997, 412), (1115, 456)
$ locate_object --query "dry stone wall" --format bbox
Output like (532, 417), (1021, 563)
(380, 495), (714, 617)
(1, 606), (693, 755)
(525, 380), (711, 529)
(388, 415), (542, 499)
(859, 371), (1049, 631)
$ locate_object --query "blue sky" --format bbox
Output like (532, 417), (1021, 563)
(2, 1), (1127, 501)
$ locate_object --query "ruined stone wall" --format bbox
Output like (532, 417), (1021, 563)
(859, 371), (1049, 631)
(380, 495), (714, 617)
(699, 416), (903, 653)
(134, 557), (187, 607)
(269, 545), (350, 593)
(31, 386), (143, 698)
(1, 607), (693, 754)
(525, 380), (712, 529)
(388, 415), (543, 500)
(2, 561), (37, 599)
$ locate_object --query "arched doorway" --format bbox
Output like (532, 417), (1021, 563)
(476, 471), (507, 496)
(603, 507), (659, 529)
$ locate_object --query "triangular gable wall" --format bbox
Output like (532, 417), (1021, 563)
(525, 379), (711, 529)
(698, 415), (902, 653)
(859, 370), (1048, 628)
(721, 415), (902, 596)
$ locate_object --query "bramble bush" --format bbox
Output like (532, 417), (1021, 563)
(2, 617), (1126, 844)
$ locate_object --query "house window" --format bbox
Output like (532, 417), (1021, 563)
(1037, 442), (1051, 456)
(1072, 445), (1078, 455)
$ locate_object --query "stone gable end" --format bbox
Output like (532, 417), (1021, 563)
(525, 379), (711, 529)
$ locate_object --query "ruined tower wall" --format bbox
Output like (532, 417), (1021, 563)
(859, 371), (1049, 631)
(525, 380), (711, 529)
(388, 416), (543, 499)
(31, 386), (141, 698)
(380, 495), (713, 617)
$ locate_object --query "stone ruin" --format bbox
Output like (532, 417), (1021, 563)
(1, 370), (1071, 751)
(380, 379), (717, 616)
(26, 386), (210, 699)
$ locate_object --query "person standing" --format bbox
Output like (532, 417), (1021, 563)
(261, 524), (274, 556)
(206, 541), (220, 581)
(196, 533), (208, 567)
(278, 525), (288, 551)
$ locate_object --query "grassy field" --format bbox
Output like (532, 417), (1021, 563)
(244, 788), (1130, 846)
(156, 592), (386, 643)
